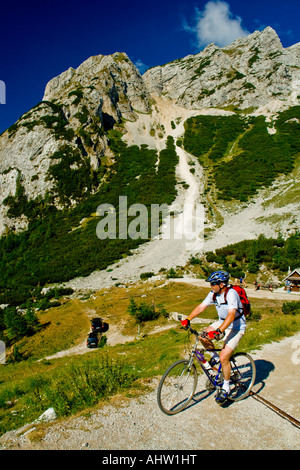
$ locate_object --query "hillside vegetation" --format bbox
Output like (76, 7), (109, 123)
(1, 231), (299, 350)
(0, 133), (178, 308)
(183, 106), (300, 201)
(202, 232), (300, 278)
(1, 99), (299, 314)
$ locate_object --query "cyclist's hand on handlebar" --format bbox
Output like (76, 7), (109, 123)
(181, 318), (190, 329)
(207, 328), (225, 340)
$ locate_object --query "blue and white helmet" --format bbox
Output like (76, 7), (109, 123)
(206, 270), (230, 284)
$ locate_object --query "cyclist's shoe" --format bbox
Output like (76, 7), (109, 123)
(215, 388), (230, 406)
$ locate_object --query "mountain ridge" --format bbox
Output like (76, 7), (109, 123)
(143, 26), (300, 111)
(0, 26), (299, 294)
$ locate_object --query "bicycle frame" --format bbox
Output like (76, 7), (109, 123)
(194, 349), (222, 388)
(187, 326), (223, 390)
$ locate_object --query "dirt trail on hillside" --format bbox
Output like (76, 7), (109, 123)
(1, 332), (299, 450)
(170, 277), (299, 301)
(41, 279), (299, 363)
(67, 98), (206, 293)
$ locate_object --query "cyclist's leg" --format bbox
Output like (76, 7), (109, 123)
(219, 344), (234, 381)
(215, 330), (244, 405)
(219, 330), (244, 381)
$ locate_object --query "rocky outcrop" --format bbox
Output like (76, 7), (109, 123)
(0, 102), (66, 233)
(0, 53), (151, 234)
(143, 27), (300, 111)
(43, 52), (151, 122)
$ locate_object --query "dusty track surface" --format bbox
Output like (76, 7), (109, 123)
(1, 332), (299, 451)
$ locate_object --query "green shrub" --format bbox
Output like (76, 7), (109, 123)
(128, 298), (159, 323)
(183, 107), (300, 201)
(3, 306), (40, 343)
(205, 233), (299, 276)
(166, 267), (183, 278)
(127, 298), (168, 323)
(140, 272), (155, 279)
(282, 301), (300, 315)
(189, 255), (202, 265)
(248, 309), (262, 322)
(98, 335), (107, 348)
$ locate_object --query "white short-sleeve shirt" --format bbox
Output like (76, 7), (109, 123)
(202, 288), (246, 332)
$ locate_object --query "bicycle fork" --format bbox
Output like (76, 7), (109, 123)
(175, 357), (195, 390)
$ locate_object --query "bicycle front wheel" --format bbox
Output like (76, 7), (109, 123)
(157, 359), (198, 415)
(229, 352), (256, 401)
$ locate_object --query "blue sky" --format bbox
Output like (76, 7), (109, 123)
(0, 0), (299, 134)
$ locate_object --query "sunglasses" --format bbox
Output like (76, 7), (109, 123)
(210, 282), (220, 286)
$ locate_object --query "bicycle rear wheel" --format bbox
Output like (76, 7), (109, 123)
(229, 352), (256, 401)
(157, 359), (198, 415)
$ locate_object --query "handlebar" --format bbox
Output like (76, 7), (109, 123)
(188, 325), (199, 337)
(183, 325), (208, 339)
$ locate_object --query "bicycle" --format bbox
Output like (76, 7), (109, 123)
(157, 325), (256, 415)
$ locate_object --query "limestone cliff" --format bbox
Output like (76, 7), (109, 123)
(0, 53), (151, 233)
(143, 27), (300, 111)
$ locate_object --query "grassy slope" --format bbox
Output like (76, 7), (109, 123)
(1, 279), (300, 436)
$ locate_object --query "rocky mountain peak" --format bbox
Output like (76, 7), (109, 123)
(0, 52), (153, 234)
(232, 26), (282, 49)
(43, 51), (151, 122)
(143, 27), (300, 111)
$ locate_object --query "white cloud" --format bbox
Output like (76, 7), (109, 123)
(185, 1), (250, 49)
(134, 59), (148, 74)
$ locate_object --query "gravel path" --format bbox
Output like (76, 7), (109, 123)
(1, 332), (299, 451)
